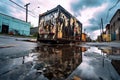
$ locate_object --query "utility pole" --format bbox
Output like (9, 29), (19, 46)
(101, 18), (104, 33)
(24, 3), (30, 22)
(101, 18), (104, 42)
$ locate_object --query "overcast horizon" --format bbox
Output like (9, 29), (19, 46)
(0, 0), (120, 40)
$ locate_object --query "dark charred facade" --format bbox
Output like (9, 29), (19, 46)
(37, 5), (82, 44)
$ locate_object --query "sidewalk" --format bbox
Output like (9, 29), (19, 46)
(15, 38), (37, 43)
(0, 34), (37, 43)
(85, 42), (120, 48)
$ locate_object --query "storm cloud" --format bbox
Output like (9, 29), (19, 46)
(0, 0), (12, 15)
(71, 0), (120, 33)
(71, 0), (117, 12)
(71, 0), (104, 11)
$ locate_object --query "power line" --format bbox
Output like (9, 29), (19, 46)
(105, 0), (120, 22)
(0, 1), (38, 19)
(9, 0), (25, 10)
(8, 0), (38, 18)
(0, 0), (39, 20)
(28, 0), (41, 15)
(0, 0), (26, 12)
(30, 1), (41, 16)
(109, 0), (120, 11)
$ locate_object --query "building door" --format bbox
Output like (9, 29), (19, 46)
(2, 24), (9, 34)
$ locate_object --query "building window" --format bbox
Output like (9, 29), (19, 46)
(118, 17), (120, 21)
(113, 22), (115, 26)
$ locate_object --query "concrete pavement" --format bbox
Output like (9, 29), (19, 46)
(85, 42), (120, 48)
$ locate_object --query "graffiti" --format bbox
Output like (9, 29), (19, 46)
(38, 5), (82, 41)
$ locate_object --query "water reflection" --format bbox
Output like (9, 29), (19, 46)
(81, 47), (88, 52)
(100, 47), (120, 55)
(112, 60), (120, 75)
(1, 44), (120, 80)
(34, 44), (83, 79)
(100, 47), (120, 77)
(66, 46), (120, 80)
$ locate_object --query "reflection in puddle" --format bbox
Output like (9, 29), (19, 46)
(67, 46), (120, 80)
(99, 47), (120, 77)
(1, 44), (120, 80)
(112, 60), (120, 75)
(23, 45), (120, 80)
(33, 45), (83, 79)
(100, 47), (120, 55)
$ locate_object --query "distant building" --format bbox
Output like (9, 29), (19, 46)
(97, 35), (102, 42)
(110, 9), (120, 41)
(30, 27), (38, 35)
(0, 13), (30, 36)
(86, 36), (91, 42)
(105, 24), (111, 42)
(82, 33), (87, 42)
(106, 24), (110, 34)
(102, 31), (107, 42)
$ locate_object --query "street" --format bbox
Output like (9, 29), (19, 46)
(0, 35), (120, 80)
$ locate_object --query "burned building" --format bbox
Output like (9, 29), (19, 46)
(37, 5), (82, 44)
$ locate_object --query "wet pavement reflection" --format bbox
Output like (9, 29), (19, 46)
(0, 43), (120, 80)
(99, 47), (120, 76)
(33, 44), (82, 80)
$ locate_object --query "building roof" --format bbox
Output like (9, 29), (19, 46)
(39, 5), (82, 24)
(0, 12), (30, 24)
(110, 9), (120, 23)
(40, 5), (72, 17)
(105, 24), (110, 29)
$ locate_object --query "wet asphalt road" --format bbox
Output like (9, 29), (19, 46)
(0, 35), (37, 59)
(0, 35), (120, 80)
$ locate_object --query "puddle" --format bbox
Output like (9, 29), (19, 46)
(32, 44), (83, 80)
(67, 46), (120, 80)
(1, 44), (120, 80)
(100, 47), (120, 55)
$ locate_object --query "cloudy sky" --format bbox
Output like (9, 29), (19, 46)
(0, 0), (120, 40)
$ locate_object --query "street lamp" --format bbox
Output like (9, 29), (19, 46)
(31, 6), (40, 12)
